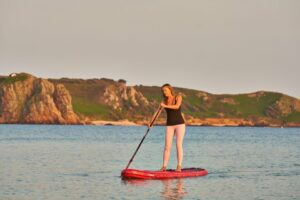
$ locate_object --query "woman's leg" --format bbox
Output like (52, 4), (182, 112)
(162, 126), (175, 168)
(175, 124), (186, 167)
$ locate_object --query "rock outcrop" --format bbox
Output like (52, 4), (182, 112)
(103, 81), (149, 111)
(266, 95), (300, 118)
(0, 73), (79, 124)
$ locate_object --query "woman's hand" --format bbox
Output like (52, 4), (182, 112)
(147, 122), (152, 128)
(160, 102), (167, 108)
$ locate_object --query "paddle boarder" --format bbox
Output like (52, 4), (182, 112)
(149, 83), (186, 172)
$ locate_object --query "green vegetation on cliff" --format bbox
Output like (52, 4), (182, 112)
(281, 112), (300, 123)
(0, 73), (29, 85)
(72, 97), (111, 120)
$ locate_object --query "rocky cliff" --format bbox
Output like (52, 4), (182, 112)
(0, 73), (79, 124)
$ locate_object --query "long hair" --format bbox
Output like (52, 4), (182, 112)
(161, 83), (175, 102)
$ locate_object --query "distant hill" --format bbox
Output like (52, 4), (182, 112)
(1, 73), (300, 126)
(49, 75), (300, 127)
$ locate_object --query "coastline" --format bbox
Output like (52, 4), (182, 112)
(86, 118), (300, 127)
(90, 120), (140, 126)
(0, 119), (299, 127)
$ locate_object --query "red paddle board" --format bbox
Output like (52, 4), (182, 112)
(121, 168), (208, 179)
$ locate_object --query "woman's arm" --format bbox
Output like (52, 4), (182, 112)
(161, 95), (182, 110)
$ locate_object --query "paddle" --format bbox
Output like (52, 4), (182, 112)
(124, 106), (163, 170)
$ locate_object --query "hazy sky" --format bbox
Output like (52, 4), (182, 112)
(1, 0), (299, 98)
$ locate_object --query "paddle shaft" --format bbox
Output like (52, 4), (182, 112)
(125, 106), (163, 170)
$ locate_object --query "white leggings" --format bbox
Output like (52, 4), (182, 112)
(163, 124), (186, 167)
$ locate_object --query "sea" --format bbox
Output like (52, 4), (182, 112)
(0, 125), (299, 200)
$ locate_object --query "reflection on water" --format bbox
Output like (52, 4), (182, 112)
(161, 179), (187, 200)
(122, 178), (187, 200)
(121, 178), (150, 187)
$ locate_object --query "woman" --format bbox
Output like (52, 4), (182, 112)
(149, 84), (186, 172)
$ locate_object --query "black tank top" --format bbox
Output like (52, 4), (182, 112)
(165, 96), (185, 126)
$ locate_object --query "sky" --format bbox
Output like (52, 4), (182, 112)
(0, 0), (299, 98)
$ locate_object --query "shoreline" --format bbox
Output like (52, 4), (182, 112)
(0, 123), (299, 128)
(90, 120), (140, 126)
(88, 120), (299, 128)
(0, 119), (299, 127)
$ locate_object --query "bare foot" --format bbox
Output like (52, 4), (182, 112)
(160, 166), (167, 171)
(175, 165), (182, 172)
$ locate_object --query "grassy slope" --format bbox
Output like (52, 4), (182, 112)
(214, 92), (282, 118)
(281, 112), (300, 122)
(49, 78), (114, 120)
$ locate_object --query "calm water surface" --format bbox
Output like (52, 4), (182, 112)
(0, 125), (299, 200)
